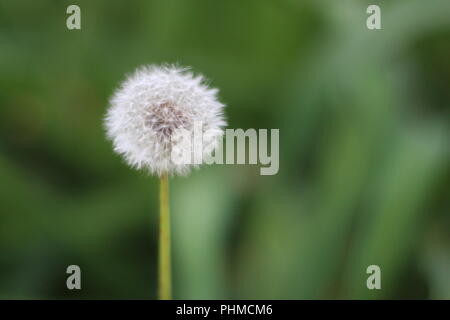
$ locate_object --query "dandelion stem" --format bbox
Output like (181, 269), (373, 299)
(158, 173), (171, 300)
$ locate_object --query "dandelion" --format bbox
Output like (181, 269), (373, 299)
(104, 64), (227, 299)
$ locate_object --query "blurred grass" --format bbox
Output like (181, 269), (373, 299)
(0, 0), (449, 299)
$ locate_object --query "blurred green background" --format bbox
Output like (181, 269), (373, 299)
(0, 0), (449, 299)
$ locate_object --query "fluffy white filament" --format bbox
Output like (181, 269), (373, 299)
(104, 65), (226, 176)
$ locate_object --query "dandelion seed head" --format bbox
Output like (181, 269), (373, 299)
(104, 65), (226, 176)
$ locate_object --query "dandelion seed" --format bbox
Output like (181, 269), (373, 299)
(104, 64), (226, 176)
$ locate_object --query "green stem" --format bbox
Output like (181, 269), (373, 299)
(158, 173), (171, 300)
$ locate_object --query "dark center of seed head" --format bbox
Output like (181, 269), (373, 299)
(146, 102), (189, 138)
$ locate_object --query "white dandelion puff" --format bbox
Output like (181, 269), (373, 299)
(104, 64), (227, 176)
